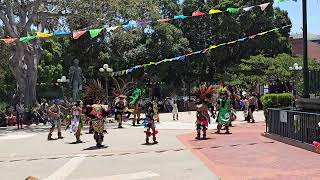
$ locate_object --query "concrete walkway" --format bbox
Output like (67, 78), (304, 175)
(0, 111), (268, 179)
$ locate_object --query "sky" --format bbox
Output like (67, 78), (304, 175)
(274, 0), (320, 34)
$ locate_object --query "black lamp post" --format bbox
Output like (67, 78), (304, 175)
(302, 0), (310, 98)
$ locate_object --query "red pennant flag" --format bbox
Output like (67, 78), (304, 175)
(249, 35), (257, 39)
(157, 18), (171, 22)
(192, 11), (206, 16)
(73, 30), (86, 39)
(202, 48), (209, 54)
(0, 38), (17, 43)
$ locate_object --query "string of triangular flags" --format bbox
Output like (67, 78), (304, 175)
(0, 2), (279, 44)
(112, 24), (292, 77)
(275, 0), (297, 3)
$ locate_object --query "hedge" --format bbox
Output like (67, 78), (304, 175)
(261, 93), (294, 118)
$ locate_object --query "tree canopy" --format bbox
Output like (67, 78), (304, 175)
(0, 0), (305, 102)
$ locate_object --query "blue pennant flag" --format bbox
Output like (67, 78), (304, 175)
(123, 21), (138, 30)
(173, 56), (186, 61)
(174, 15), (188, 19)
(53, 31), (71, 35)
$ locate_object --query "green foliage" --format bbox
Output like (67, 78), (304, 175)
(0, 42), (15, 102)
(261, 93), (294, 118)
(180, 0), (291, 83)
(231, 53), (320, 94)
(261, 93), (294, 109)
(0, 0), (297, 101)
(0, 102), (9, 112)
(38, 39), (66, 84)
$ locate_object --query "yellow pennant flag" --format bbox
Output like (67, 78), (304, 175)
(209, 9), (222, 14)
(209, 45), (218, 49)
(36, 32), (53, 38)
(257, 32), (268, 36)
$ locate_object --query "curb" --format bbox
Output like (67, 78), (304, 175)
(261, 132), (319, 154)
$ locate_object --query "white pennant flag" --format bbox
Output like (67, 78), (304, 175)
(259, 3), (270, 11)
(105, 26), (119, 32)
(243, 6), (254, 11)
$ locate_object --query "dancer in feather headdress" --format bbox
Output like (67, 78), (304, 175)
(192, 83), (214, 140)
(215, 84), (235, 134)
(111, 78), (136, 128)
(128, 88), (143, 126)
(84, 80), (108, 147)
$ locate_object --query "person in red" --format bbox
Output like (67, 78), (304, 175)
(195, 101), (209, 139)
(143, 102), (158, 144)
(192, 83), (214, 140)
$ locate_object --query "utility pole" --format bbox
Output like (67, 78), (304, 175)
(302, 0), (310, 98)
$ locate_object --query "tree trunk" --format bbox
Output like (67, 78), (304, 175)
(9, 43), (40, 107)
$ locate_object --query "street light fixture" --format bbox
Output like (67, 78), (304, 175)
(289, 63), (303, 101)
(57, 75), (70, 98)
(99, 64), (113, 105)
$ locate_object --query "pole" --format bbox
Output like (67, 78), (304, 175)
(106, 75), (109, 105)
(302, 0), (310, 98)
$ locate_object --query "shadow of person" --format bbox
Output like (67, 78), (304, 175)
(83, 145), (108, 150)
(67, 141), (86, 144)
(141, 143), (158, 146)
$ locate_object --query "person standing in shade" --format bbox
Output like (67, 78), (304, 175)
(16, 101), (24, 129)
(48, 100), (63, 140)
(172, 100), (179, 120)
(246, 93), (258, 123)
(114, 95), (126, 128)
(152, 98), (159, 123)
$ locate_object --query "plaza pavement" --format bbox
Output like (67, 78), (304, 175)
(0, 111), (265, 180)
(178, 123), (320, 180)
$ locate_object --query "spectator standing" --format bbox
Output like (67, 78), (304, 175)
(16, 101), (24, 129)
(172, 99), (179, 120)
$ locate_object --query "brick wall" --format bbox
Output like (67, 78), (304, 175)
(289, 38), (320, 62)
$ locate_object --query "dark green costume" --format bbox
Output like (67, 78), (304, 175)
(218, 98), (232, 125)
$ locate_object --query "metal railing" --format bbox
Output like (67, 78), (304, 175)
(310, 70), (320, 94)
(267, 108), (320, 144)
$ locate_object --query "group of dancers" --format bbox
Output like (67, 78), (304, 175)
(194, 83), (238, 140)
(46, 87), (160, 147)
(46, 82), (248, 147)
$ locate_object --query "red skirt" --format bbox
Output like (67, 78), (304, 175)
(197, 117), (209, 127)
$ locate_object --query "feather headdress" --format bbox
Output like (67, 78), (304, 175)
(129, 88), (143, 105)
(84, 79), (105, 103)
(192, 83), (214, 102)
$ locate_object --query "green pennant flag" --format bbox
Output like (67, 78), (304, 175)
(271, 28), (280, 32)
(122, 70), (126, 75)
(89, 28), (103, 38)
(19, 36), (36, 43)
(275, 0), (286, 3)
(226, 8), (239, 13)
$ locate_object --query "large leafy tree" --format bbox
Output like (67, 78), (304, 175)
(64, 0), (191, 88)
(180, 0), (291, 83)
(0, 0), (68, 106)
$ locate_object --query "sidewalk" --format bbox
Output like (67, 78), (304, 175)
(178, 122), (320, 180)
